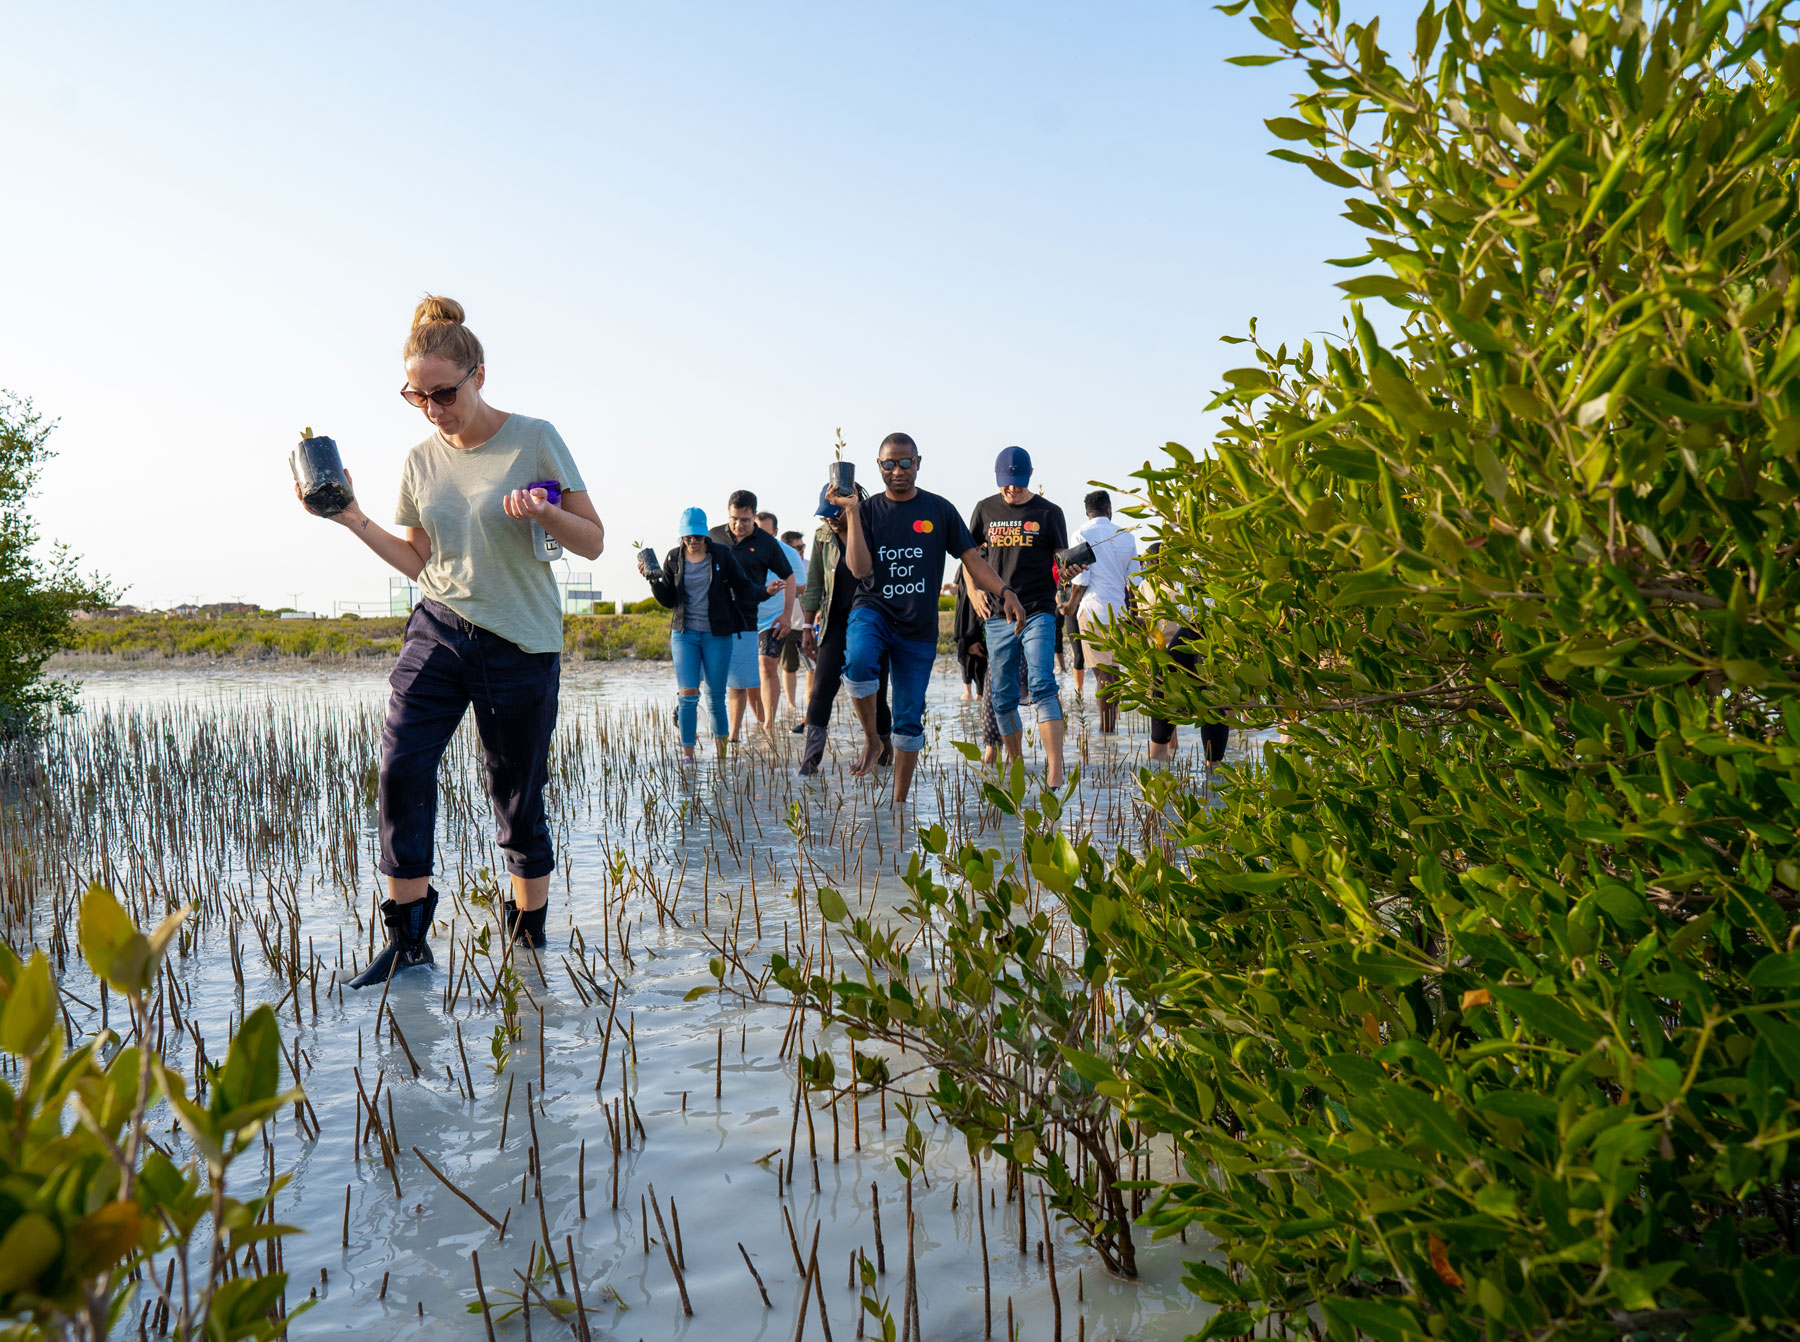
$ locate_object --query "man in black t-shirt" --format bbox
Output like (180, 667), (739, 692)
(826, 432), (1024, 808)
(967, 446), (1070, 786)
(710, 489), (794, 743)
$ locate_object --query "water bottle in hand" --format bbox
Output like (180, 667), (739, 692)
(526, 480), (563, 561)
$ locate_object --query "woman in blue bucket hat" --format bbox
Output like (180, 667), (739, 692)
(644, 506), (759, 763)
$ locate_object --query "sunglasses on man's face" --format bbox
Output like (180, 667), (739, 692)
(878, 457), (918, 473)
(399, 366), (478, 408)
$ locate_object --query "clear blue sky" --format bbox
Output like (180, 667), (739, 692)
(2, 1), (1361, 614)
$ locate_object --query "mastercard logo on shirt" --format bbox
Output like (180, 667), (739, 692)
(912, 520), (934, 533)
(1024, 521), (1040, 532)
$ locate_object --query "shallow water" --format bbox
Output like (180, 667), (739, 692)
(14, 660), (1242, 1340)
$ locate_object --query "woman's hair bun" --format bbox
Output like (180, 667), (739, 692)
(411, 294), (466, 330)
(403, 294), (484, 369)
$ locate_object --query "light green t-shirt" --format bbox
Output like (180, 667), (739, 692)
(394, 414), (587, 654)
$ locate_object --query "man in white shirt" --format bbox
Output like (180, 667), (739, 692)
(1071, 490), (1138, 734)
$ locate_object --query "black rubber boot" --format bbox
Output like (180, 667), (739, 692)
(504, 900), (550, 950)
(798, 725), (827, 776)
(349, 887), (437, 989)
(878, 734), (894, 767)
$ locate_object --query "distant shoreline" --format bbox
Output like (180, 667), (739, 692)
(55, 611), (960, 668)
(56, 613), (677, 665)
(45, 654), (681, 677)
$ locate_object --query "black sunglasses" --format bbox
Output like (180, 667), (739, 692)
(400, 366), (479, 408)
(878, 457), (918, 472)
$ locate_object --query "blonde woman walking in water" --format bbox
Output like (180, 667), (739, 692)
(298, 296), (604, 985)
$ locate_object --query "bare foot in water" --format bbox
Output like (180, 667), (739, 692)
(849, 736), (881, 776)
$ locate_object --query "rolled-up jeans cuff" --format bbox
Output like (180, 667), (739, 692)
(845, 677), (880, 699)
(892, 730), (925, 752)
(995, 707), (1023, 736)
(1032, 695), (1064, 725)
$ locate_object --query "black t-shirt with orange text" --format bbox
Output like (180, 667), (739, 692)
(968, 492), (1068, 618)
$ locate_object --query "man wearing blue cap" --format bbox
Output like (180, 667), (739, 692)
(967, 447), (1070, 786)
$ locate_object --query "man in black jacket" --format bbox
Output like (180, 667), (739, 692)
(709, 489), (794, 744)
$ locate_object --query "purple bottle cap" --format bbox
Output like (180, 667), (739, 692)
(526, 480), (562, 505)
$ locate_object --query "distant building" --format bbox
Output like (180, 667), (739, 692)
(561, 574), (601, 615)
(329, 576), (601, 620)
(198, 602), (259, 618)
(390, 577), (419, 615)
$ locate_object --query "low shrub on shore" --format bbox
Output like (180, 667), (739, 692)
(62, 611), (960, 664)
(2, 393), (113, 731)
(564, 614), (676, 661)
(63, 615), (412, 661)
(61, 614), (681, 663)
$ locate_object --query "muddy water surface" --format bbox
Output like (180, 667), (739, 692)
(18, 661), (1238, 1340)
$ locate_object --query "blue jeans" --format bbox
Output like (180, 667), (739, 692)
(726, 629), (761, 691)
(985, 611), (1063, 736)
(843, 606), (937, 753)
(670, 628), (733, 747)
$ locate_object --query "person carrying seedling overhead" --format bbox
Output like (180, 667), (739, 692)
(825, 432), (1023, 810)
(798, 484), (893, 776)
(297, 295), (604, 982)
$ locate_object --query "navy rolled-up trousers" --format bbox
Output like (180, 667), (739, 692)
(378, 599), (560, 881)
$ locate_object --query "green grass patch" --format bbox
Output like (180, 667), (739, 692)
(64, 614), (680, 663)
(63, 610), (957, 663)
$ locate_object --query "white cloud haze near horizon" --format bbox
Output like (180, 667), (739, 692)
(4, 1), (1365, 616)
